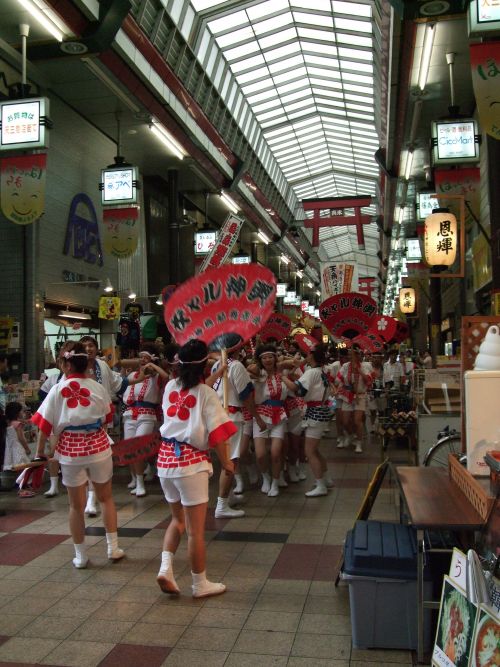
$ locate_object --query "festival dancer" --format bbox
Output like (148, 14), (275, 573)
(32, 342), (125, 568)
(207, 347), (266, 518)
(122, 348), (168, 497)
(283, 343), (335, 496)
(337, 344), (374, 453)
(247, 344), (288, 497)
(156, 339), (237, 598)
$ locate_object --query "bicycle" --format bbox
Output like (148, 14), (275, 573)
(423, 426), (465, 468)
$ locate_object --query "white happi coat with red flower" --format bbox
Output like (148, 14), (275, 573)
(122, 372), (163, 421)
(157, 379), (237, 478)
(31, 374), (113, 464)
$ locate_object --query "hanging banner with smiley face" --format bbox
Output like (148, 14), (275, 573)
(470, 41), (500, 141)
(102, 207), (139, 259)
(0, 153), (46, 224)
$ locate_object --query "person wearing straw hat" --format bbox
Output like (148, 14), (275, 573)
(156, 339), (237, 598)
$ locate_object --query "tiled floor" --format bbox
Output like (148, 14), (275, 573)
(0, 429), (416, 667)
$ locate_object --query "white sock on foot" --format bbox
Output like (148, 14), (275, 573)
(233, 473), (244, 494)
(44, 477), (59, 497)
(191, 570), (226, 598)
(305, 480), (328, 497)
(261, 472), (271, 494)
(157, 550), (179, 594)
(215, 497), (245, 519)
(85, 490), (98, 516)
(72, 542), (88, 569)
(106, 531), (125, 560)
(268, 478), (280, 497)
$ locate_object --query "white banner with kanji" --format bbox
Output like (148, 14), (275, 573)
(199, 213), (244, 272)
(320, 262), (358, 301)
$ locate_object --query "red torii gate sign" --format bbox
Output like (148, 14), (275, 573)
(302, 196), (372, 249)
(358, 277), (377, 300)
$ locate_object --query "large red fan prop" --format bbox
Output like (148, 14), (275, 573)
(294, 333), (320, 354)
(164, 263), (277, 351)
(112, 433), (161, 466)
(352, 332), (385, 354)
(260, 313), (291, 342)
(319, 292), (378, 340)
(394, 320), (409, 343)
(368, 315), (398, 343)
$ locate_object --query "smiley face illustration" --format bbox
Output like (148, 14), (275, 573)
(0, 157), (46, 225)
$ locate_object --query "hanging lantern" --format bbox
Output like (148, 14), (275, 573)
(399, 287), (416, 314)
(424, 208), (457, 267)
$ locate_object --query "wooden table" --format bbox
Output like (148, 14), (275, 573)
(395, 466), (485, 663)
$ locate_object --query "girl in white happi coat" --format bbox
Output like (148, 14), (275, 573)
(32, 342), (124, 569)
(79, 335), (144, 514)
(283, 343), (335, 497)
(207, 350), (264, 518)
(122, 349), (168, 497)
(156, 339), (236, 599)
(248, 344), (288, 498)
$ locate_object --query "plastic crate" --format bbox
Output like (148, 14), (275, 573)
(342, 521), (432, 650)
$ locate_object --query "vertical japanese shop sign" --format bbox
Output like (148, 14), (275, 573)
(0, 153), (47, 224)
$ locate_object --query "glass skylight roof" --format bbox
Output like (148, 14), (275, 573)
(189, 0), (380, 273)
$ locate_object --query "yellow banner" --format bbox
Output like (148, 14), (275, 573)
(102, 207), (139, 258)
(0, 316), (14, 351)
(98, 296), (121, 320)
(470, 42), (500, 140)
(472, 233), (492, 291)
(0, 154), (46, 224)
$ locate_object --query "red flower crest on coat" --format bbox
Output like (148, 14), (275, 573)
(167, 389), (197, 421)
(61, 381), (91, 409)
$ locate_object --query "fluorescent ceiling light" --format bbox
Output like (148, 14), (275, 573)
(307, 282), (313, 289)
(17, 0), (66, 41)
(397, 207), (405, 225)
(57, 310), (92, 320)
(128, 290), (137, 300)
(418, 24), (435, 91)
(219, 191), (239, 214)
(81, 58), (140, 113)
(296, 270), (303, 278)
(402, 150), (414, 181)
(150, 123), (186, 160)
(316, 290), (321, 297)
(257, 230), (270, 244)
(155, 295), (163, 305)
(280, 254), (290, 264)
(103, 278), (114, 293)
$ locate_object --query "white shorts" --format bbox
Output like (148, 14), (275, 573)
(61, 456), (113, 487)
(253, 420), (286, 440)
(243, 420), (253, 436)
(341, 395), (368, 413)
(287, 412), (303, 436)
(228, 422), (244, 460)
(123, 418), (156, 440)
(160, 471), (209, 506)
(304, 422), (327, 440)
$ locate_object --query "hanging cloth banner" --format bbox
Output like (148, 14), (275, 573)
(165, 263), (276, 350)
(98, 296), (121, 320)
(319, 292), (378, 340)
(470, 42), (500, 141)
(199, 213), (244, 272)
(435, 168), (480, 232)
(102, 207), (139, 258)
(320, 262), (359, 300)
(0, 153), (46, 224)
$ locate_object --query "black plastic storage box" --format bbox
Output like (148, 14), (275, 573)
(342, 520), (432, 650)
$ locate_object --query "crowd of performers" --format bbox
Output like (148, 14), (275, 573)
(23, 334), (415, 598)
